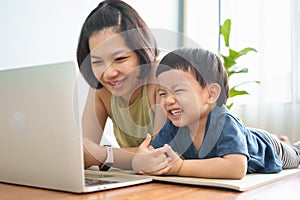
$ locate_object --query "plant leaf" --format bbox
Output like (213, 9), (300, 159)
(231, 80), (260, 88)
(221, 54), (236, 69)
(228, 48), (257, 60)
(220, 19), (231, 47)
(226, 102), (234, 110)
(219, 18), (258, 110)
(227, 67), (248, 77)
(228, 49), (239, 60)
(229, 88), (249, 98)
(227, 66), (248, 73)
(238, 47), (257, 55)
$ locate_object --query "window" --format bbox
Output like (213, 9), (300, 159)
(185, 0), (294, 104)
(185, 0), (300, 141)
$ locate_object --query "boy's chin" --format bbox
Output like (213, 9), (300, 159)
(170, 120), (186, 127)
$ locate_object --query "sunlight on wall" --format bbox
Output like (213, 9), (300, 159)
(220, 0), (292, 104)
(186, 0), (300, 141)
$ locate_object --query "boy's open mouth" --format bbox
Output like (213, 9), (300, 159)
(169, 109), (182, 116)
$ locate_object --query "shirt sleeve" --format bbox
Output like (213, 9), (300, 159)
(151, 121), (177, 148)
(212, 115), (249, 158)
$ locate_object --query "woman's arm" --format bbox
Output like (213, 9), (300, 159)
(82, 87), (107, 168)
(83, 137), (138, 170)
(83, 88), (107, 143)
(82, 87), (140, 169)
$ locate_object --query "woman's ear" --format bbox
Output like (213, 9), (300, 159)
(207, 83), (221, 103)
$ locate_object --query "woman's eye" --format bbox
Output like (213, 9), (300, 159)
(115, 56), (127, 61)
(91, 60), (103, 65)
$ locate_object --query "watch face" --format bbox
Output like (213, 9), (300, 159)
(100, 164), (111, 171)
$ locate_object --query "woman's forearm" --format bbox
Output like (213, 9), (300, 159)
(112, 147), (137, 169)
(83, 138), (137, 170)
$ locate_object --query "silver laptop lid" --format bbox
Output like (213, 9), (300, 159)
(0, 61), (85, 192)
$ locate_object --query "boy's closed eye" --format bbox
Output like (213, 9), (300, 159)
(174, 89), (186, 94)
(158, 91), (167, 97)
(158, 87), (188, 97)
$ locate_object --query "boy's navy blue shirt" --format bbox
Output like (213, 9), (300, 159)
(151, 105), (282, 173)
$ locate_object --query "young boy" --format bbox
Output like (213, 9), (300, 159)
(132, 47), (300, 179)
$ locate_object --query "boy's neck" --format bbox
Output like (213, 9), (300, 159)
(188, 105), (216, 152)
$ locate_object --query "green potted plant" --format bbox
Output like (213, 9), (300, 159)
(219, 19), (260, 109)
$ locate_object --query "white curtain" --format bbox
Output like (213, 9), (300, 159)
(293, 0), (300, 103)
(220, 0), (292, 104)
(185, 0), (300, 141)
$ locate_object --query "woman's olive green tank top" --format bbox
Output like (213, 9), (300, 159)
(111, 84), (153, 147)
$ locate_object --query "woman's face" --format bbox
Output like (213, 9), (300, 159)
(89, 29), (143, 100)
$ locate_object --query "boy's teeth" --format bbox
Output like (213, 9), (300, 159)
(171, 109), (181, 115)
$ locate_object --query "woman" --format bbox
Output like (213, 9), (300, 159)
(77, 0), (167, 169)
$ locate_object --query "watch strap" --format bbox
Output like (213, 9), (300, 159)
(99, 145), (114, 171)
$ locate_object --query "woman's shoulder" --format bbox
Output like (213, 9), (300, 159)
(94, 87), (112, 116)
(95, 86), (111, 97)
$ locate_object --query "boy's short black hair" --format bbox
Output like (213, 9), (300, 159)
(156, 47), (229, 106)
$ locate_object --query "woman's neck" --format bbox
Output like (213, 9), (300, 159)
(118, 85), (144, 107)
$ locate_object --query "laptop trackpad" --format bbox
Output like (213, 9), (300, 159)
(85, 171), (119, 186)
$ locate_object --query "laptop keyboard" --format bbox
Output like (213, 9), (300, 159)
(85, 178), (119, 186)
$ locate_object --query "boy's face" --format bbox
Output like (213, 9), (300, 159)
(157, 69), (211, 129)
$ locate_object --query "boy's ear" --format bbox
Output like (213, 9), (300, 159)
(207, 83), (221, 103)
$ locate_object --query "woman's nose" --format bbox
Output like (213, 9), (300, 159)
(102, 63), (119, 79)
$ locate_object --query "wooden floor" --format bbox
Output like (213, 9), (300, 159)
(1, 174), (299, 200)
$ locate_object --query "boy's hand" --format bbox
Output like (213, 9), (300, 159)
(163, 145), (183, 175)
(141, 144), (183, 176)
(132, 134), (171, 173)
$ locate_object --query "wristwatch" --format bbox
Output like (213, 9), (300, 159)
(99, 145), (114, 171)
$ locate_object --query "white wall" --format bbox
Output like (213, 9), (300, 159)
(219, 0), (300, 142)
(0, 0), (179, 146)
(185, 0), (219, 52)
(0, 0), (98, 69)
(0, 0), (179, 68)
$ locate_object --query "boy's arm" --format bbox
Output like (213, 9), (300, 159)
(132, 137), (247, 179)
(143, 145), (247, 180)
(166, 152), (247, 180)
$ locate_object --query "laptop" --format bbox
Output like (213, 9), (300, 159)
(0, 61), (152, 193)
